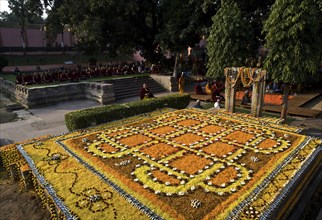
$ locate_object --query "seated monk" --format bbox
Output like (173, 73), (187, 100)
(33, 72), (42, 84)
(22, 73), (33, 85)
(212, 88), (224, 102)
(69, 70), (79, 82)
(51, 71), (59, 81)
(194, 84), (205, 95)
(42, 72), (53, 83)
(140, 83), (154, 100)
(205, 82), (214, 95)
(16, 73), (23, 84)
(59, 71), (68, 82)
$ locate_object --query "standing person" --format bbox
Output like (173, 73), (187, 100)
(178, 73), (185, 93)
(140, 83), (154, 100)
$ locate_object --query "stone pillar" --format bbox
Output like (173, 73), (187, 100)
(225, 79), (236, 113)
(251, 76), (265, 117)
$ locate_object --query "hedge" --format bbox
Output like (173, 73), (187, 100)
(65, 93), (190, 131)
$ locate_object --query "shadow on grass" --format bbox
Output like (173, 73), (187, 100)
(201, 102), (296, 124)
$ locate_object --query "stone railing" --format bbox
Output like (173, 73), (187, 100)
(84, 82), (114, 105)
(0, 77), (16, 98)
(0, 78), (115, 108)
(150, 74), (178, 92)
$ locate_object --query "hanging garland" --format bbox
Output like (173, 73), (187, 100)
(225, 67), (267, 88)
(225, 67), (242, 88)
(240, 68), (253, 88)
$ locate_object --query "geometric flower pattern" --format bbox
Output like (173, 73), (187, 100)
(17, 108), (319, 220)
(75, 187), (114, 213)
(72, 109), (293, 199)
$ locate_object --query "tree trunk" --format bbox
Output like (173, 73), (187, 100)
(281, 83), (289, 123)
(61, 31), (65, 54)
(173, 53), (179, 78)
(21, 23), (26, 55)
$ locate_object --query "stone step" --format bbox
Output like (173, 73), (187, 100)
(112, 81), (164, 90)
(6, 103), (25, 111)
(115, 88), (166, 100)
(106, 77), (161, 87)
(104, 76), (151, 84)
(115, 86), (166, 99)
(105, 76), (166, 100)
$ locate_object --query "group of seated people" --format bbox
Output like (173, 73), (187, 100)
(265, 81), (284, 94)
(15, 61), (152, 85)
(194, 80), (225, 102)
(265, 80), (299, 95)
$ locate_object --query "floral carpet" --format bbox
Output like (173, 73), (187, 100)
(5, 108), (321, 219)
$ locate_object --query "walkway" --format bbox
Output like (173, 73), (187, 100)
(0, 91), (172, 146)
(0, 73), (321, 146)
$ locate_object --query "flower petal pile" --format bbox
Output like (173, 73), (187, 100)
(5, 108), (321, 220)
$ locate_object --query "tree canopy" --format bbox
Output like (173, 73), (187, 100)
(40, 0), (220, 61)
(263, 0), (322, 84)
(5, 0), (321, 84)
(8, 0), (44, 52)
(206, 0), (254, 79)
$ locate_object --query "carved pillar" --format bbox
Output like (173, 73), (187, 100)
(251, 72), (266, 117)
(251, 82), (260, 117)
(225, 79), (236, 113)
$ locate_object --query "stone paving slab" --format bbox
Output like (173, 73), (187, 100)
(0, 92), (172, 146)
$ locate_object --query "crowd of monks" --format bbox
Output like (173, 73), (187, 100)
(15, 62), (151, 85)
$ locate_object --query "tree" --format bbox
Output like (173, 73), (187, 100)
(206, 0), (255, 79)
(44, 0), (71, 52)
(8, 0), (43, 54)
(263, 0), (322, 121)
(156, 0), (220, 74)
(44, 0), (164, 58)
(43, 0), (220, 63)
(236, 0), (275, 49)
(0, 11), (20, 24)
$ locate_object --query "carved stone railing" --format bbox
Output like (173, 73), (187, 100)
(0, 78), (115, 108)
(150, 74), (178, 92)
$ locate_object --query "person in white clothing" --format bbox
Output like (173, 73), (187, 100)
(214, 99), (221, 109)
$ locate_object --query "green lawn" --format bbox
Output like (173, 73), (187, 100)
(0, 73), (16, 82)
(201, 102), (296, 124)
(1, 53), (132, 66)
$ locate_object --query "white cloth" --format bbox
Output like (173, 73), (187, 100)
(214, 101), (220, 109)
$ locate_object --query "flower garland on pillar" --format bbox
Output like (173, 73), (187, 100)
(224, 67), (267, 116)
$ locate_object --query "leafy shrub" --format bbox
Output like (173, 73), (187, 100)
(65, 93), (190, 131)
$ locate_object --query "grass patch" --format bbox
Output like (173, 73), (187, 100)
(0, 73), (16, 82)
(200, 102), (296, 124)
(202, 102), (214, 109)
